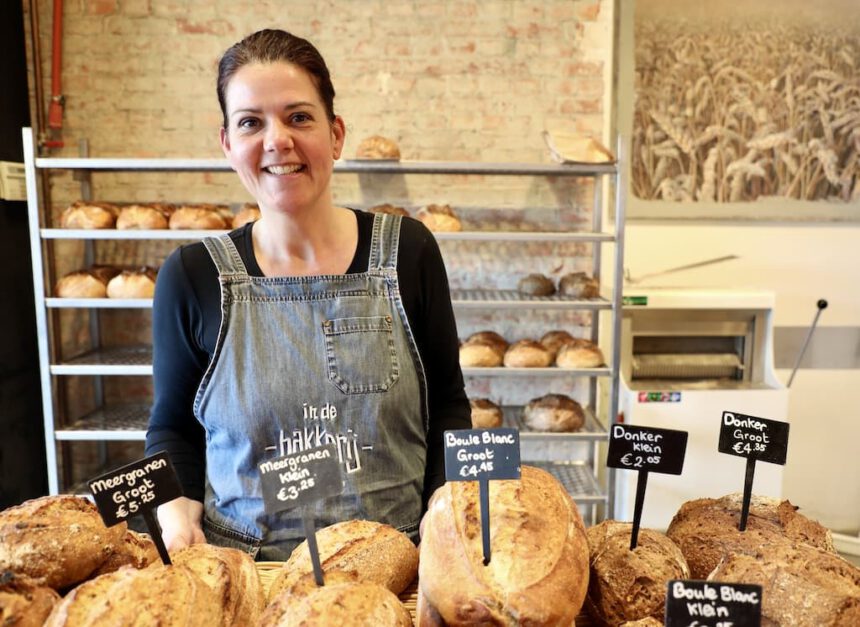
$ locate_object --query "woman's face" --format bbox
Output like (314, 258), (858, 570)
(219, 61), (345, 215)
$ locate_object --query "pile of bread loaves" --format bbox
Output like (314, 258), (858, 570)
(460, 329), (605, 369)
(3, 484), (858, 625)
(59, 201), (260, 231)
(55, 265), (158, 299)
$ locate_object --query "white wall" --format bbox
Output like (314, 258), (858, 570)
(621, 222), (860, 532)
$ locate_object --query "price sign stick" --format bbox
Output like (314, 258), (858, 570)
(479, 477), (491, 565)
(629, 470), (649, 550)
(142, 508), (172, 565)
(302, 509), (325, 587)
(739, 456), (756, 532)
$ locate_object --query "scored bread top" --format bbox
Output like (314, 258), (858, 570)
(269, 520), (418, 601)
(419, 465), (590, 625)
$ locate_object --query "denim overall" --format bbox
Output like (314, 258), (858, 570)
(196, 213), (428, 560)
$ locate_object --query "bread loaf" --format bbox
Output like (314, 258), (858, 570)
(356, 135), (401, 160)
(169, 205), (229, 230)
(43, 564), (222, 626)
(418, 465), (590, 626)
(586, 520), (689, 626)
(0, 495), (126, 590)
(89, 529), (159, 577)
(503, 339), (552, 367)
(460, 339), (504, 367)
(171, 543), (265, 626)
(558, 272), (599, 298)
(517, 273), (556, 296)
(666, 493), (835, 579)
(261, 578), (413, 627)
(416, 204), (461, 232)
(708, 545), (860, 627)
(0, 571), (61, 627)
(60, 201), (118, 229)
(523, 393), (585, 432)
(55, 268), (116, 298)
(470, 398), (503, 429)
(116, 203), (172, 230)
(105, 267), (157, 299)
(539, 329), (576, 359)
(465, 331), (508, 355)
(556, 339), (604, 368)
(232, 203), (261, 228)
(268, 520), (418, 601)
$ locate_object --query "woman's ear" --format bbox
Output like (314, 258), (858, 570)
(219, 126), (231, 157)
(331, 116), (346, 160)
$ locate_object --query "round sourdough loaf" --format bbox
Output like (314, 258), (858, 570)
(169, 205), (228, 230)
(523, 393), (585, 432)
(539, 329), (576, 359)
(356, 135), (401, 160)
(0, 495), (126, 590)
(558, 272), (599, 298)
(517, 273), (556, 296)
(460, 339), (504, 367)
(666, 493), (835, 579)
(268, 520), (418, 602)
(416, 203), (461, 232)
(106, 268), (157, 299)
(585, 520), (689, 626)
(43, 564), (221, 626)
(0, 571), (60, 627)
(261, 578), (412, 627)
(418, 465), (590, 626)
(470, 398), (504, 429)
(503, 339), (553, 367)
(116, 204), (171, 230)
(60, 201), (118, 229)
(465, 331), (508, 355)
(368, 203), (409, 216)
(556, 339), (605, 368)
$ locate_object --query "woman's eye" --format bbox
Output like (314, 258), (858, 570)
(238, 118), (259, 130)
(291, 112), (312, 124)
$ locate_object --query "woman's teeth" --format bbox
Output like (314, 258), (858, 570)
(265, 164), (302, 175)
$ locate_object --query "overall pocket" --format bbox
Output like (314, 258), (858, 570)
(323, 315), (400, 394)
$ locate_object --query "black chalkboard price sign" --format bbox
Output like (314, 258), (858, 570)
(607, 424), (688, 550)
(718, 411), (790, 531)
(665, 579), (762, 627)
(258, 443), (343, 586)
(444, 428), (521, 565)
(88, 451), (183, 565)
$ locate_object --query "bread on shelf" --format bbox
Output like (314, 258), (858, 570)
(517, 273), (556, 296)
(356, 135), (401, 160)
(556, 339), (605, 368)
(169, 204), (229, 230)
(105, 267), (158, 298)
(503, 339), (552, 367)
(60, 201), (119, 229)
(522, 393), (585, 432)
(416, 204), (461, 232)
(470, 398), (504, 429)
(232, 203), (261, 229)
(116, 203), (173, 230)
(558, 271), (599, 298)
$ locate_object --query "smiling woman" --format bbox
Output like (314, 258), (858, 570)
(144, 29), (470, 561)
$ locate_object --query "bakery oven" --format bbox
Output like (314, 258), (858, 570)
(614, 289), (789, 529)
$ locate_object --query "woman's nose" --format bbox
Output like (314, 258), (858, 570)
(264, 120), (294, 151)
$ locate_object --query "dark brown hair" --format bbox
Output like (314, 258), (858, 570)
(217, 29), (336, 129)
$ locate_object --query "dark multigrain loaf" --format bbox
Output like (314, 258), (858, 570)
(0, 495), (127, 590)
(709, 544), (860, 627)
(666, 493), (834, 579)
(586, 520), (689, 626)
(0, 571), (61, 627)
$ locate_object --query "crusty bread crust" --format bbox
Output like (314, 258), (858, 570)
(0, 495), (127, 590)
(262, 579), (413, 626)
(418, 465), (590, 626)
(89, 529), (159, 577)
(503, 339), (553, 367)
(269, 520), (418, 602)
(0, 571), (61, 627)
(585, 520), (689, 626)
(666, 493), (835, 579)
(171, 543), (265, 627)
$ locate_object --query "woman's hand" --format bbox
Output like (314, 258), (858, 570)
(156, 496), (205, 552)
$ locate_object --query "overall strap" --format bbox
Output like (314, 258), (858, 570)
(202, 234), (249, 278)
(367, 212), (401, 272)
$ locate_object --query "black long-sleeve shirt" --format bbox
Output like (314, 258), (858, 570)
(145, 209), (470, 506)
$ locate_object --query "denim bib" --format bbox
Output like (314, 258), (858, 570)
(195, 213), (428, 560)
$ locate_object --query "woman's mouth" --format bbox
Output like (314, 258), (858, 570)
(264, 164), (304, 175)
